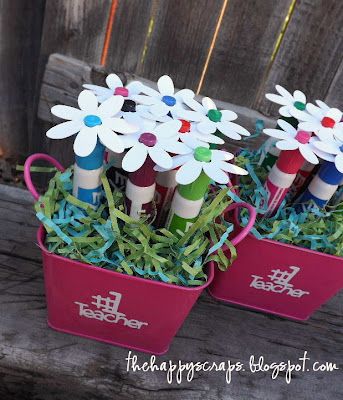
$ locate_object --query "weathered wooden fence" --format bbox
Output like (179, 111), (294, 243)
(0, 0), (342, 159)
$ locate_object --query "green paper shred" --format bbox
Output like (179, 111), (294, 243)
(34, 166), (237, 286)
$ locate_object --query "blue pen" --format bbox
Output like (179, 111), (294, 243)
(296, 161), (343, 208)
(73, 140), (105, 208)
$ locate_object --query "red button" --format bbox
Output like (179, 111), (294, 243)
(321, 117), (335, 128)
(179, 119), (191, 133)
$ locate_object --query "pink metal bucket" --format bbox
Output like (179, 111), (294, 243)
(209, 221), (343, 321)
(24, 154), (253, 354)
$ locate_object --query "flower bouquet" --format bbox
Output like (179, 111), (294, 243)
(24, 74), (256, 354)
(209, 85), (343, 321)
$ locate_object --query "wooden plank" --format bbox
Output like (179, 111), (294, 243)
(29, 0), (112, 164)
(106, 0), (155, 74)
(0, 0), (46, 159)
(325, 57), (343, 109)
(0, 185), (342, 399)
(38, 53), (275, 167)
(136, 0), (222, 92)
(200, 0), (293, 108)
(256, 0), (343, 116)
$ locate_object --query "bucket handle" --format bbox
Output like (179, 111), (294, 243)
(220, 202), (256, 251)
(24, 153), (65, 201)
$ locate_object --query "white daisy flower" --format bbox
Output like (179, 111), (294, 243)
(158, 145), (247, 185)
(263, 119), (320, 164)
(83, 73), (142, 103)
(313, 137), (343, 173)
(121, 120), (190, 172)
(46, 90), (138, 157)
(181, 95), (250, 141)
(131, 75), (196, 120)
(291, 104), (343, 142)
(265, 85), (307, 117)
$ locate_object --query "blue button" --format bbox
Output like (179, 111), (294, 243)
(84, 115), (102, 127)
(162, 95), (176, 106)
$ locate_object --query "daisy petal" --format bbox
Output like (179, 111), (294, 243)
(126, 80), (143, 95)
(279, 106), (292, 117)
(194, 132), (224, 145)
(316, 100), (330, 112)
(223, 121), (250, 136)
(316, 127), (335, 141)
(73, 127), (98, 157)
(182, 96), (204, 114)
(104, 117), (138, 134)
(335, 154), (343, 173)
(155, 120), (182, 139)
(211, 150), (234, 161)
(265, 93), (290, 106)
(149, 144), (173, 169)
(181, 135), (206, 149)
(175, 89), (194, 100)
(293, 90), (306, 103)
(221, 110), (238, 121)
(276, 139), (299, 151)
(218, 161), (248, 175)
(327, 108), (342, 123)
(275, 85), (293, 101)
(216, 122), (241, 140)
(131, 94), (157, 105)
(83, 84), (113, 99)
(150, 102), (170, 117)
(122, 143), (148, 172)
(202, 97), (217, 111)
(306, 103), (324, 119)
(291, 108), (317, 123)
(203, 162), (229, 184)
(121, 133), (140, 149)
(176, 159), (203, 185)
(98, 95), (124, 118)
(197, 120), (216, 134)
(138, 84), (160, 98)
(277, 119), (297, 135)
(313, 140), (339, 155)
(161, 139), (191, 155)
(298, 121), (319, 133)
(263, 128), (287, 139)
(299, 145), (318, 164)
(106, 74), (123, 90)
(78, 90), (98, 113)
(46, 120), (83, 139)
(171, 154), (193, 169)
(333, 127), (343, 141)
(177, 109), (204, 122)
(157, 75), (174, 96)
(51, 105), (84, 121)
(97, 125), (124, 153)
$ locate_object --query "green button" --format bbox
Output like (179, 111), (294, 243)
(294, 101), (306, 111)
(194, 146), (212, 162)
(207, 109), (222, 122)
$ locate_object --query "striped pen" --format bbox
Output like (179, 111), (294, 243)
(165, 146), (248, 235)
(297, 137), (343, 208)
(296, 161), (343, 208)
(73, 141), (105, 208)
(154, 119), (224, 226)
(262, 121), (322, 216)
(121, 120), (187, 220)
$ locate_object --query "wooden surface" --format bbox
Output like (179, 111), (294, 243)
(255, 0), (343, 115)
(0, 0), (45, 159)
(36, 53), (275, 167)
(201, 0), (293, 108)
(0, 183), (342, 399)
